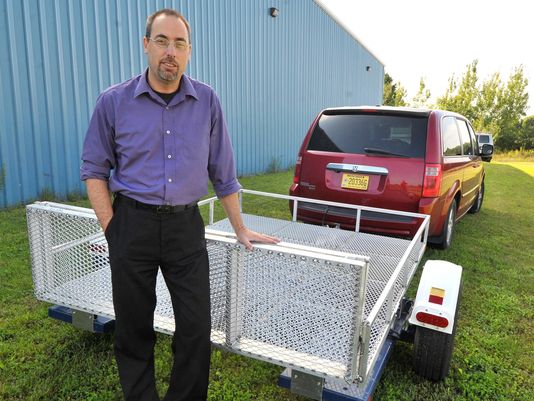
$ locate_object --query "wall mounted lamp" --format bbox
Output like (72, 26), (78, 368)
(269, 7), (279, 17)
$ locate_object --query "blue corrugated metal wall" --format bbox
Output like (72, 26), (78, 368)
(0, 0), (383, 208)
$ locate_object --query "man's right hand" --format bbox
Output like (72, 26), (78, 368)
(85, 179), (113, 233)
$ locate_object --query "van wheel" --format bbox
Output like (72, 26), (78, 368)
(468, 181), (484, 214)
(436, 200), (456, 250)
(413, 285), (461, 381)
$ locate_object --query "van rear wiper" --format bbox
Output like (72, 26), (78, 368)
(363, 147), (409, 158)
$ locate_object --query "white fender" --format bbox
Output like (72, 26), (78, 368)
(408, 260), (462, 334)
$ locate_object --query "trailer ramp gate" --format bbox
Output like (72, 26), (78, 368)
(26, 194), (427, 397)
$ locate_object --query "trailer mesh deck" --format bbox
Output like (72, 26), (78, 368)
(26, 197), (426, 385)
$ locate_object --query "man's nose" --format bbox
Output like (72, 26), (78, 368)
(164, 44), (177, 56)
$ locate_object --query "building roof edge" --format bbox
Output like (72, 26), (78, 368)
(313, 0), (385, 67)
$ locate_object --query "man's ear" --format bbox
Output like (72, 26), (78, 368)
(143, 36), (149, 54)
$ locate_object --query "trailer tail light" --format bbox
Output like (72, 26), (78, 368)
(428, 287), (445, 305)
(293, 155), (302, 184)
(422, 164), (442, 197)
(415, 312), (449, 328)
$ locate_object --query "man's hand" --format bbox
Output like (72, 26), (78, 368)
(219, 192), (280, 250)
(236, 226), (280, 251)
(86, 179), (113, 232)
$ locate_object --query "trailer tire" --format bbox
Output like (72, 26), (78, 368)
(412, 326), (454, 381)
(412, 286), (461, 381)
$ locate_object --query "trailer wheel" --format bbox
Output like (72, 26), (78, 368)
(413, 326), (455, 381)
(412, 287), (461, 381)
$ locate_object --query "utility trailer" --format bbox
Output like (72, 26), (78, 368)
(26, 189), (463, 401)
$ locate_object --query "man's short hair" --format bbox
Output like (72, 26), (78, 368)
(145, 9), (191, 42)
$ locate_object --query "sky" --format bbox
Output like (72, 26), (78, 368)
(318, 0), (533, 114)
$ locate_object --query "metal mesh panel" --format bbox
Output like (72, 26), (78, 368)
(210, 244), (361, 378)
(363, 238), (425, 378)
(205, 240), (365, 379)
(27, 204), (115, 317)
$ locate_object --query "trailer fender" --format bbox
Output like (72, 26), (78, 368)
(408, 260), (462, 335)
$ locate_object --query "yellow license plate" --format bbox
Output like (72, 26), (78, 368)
(341, 173), (369, 190)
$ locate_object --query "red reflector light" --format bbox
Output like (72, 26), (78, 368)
(428, 287), (445, 305)
(422, 164), (442, 197)
(428, 295), (444, 305)
(416, 312), (449, 328)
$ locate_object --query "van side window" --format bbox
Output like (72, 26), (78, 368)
(467, 124), (479, 155)
(442, 117), (462, 156)
(457, 120), (473, 155)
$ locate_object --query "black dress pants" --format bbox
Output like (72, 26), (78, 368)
(105, 195), (211, 401)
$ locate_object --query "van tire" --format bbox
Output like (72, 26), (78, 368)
(413, 283), (461, 381)
(434, 199), (456, 250)
(468, 181), (484, 214)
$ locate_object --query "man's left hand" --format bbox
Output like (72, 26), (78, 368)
(236, 227), (280, 251)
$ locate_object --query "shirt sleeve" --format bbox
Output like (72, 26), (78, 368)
(80, 92), (116, 181)
(208, 91), (241, 198)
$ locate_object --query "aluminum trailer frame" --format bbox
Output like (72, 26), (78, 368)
(26, 189), (429, 400)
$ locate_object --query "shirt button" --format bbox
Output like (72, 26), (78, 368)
(166, 130), (170, 134)
(168, 178), (172, 183)
(167, 154), (172, 159)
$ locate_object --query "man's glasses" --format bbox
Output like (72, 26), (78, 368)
(149, 37), (190, 51)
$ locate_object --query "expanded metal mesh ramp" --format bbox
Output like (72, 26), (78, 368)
(26, 191), (428, 386)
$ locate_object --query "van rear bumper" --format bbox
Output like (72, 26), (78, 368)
(296, 201), (421, 237)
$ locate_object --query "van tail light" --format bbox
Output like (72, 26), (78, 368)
(422, 164), (442, 197)
(416, 312), (449, 328)
(293, 155), (302, 184)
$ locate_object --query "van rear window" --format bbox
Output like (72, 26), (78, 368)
(307, 113), (428, 158)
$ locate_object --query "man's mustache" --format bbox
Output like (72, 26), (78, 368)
(160, 58), (178, 67)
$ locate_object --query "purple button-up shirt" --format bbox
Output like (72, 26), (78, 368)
(80, 70), (241, 205)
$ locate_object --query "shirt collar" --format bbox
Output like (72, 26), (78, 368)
(134, 69), (199, 102)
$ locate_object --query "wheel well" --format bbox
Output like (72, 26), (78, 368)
(453, 192), (461, 212)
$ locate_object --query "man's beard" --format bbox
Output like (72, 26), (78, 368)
(157, 60), (179, 82)
(157, 68), (179, 82)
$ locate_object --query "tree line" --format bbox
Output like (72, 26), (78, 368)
(383, 60), (532, 150)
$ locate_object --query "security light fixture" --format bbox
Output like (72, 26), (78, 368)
(270, 7), (279, 17)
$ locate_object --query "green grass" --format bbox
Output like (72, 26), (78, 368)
(1, 165), (533, 401)
(493, 149), (534, 162)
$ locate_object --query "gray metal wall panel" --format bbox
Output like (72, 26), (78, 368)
(0, 0), (383, 208)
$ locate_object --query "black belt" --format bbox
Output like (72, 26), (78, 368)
(116, 193), (197, 214)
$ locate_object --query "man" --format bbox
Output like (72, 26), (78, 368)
(80, 9), (278, 401)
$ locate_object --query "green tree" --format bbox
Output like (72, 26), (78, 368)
(436, 61), (529, 150)
(472, 72), (503, 133)
(494, 66), (529, 149)
(383, 72), (407, 106)
(436, 60), (479, 121)
(518, 115), (534, 149)
(411, 78), (432, 108)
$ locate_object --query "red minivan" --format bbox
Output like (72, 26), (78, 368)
(289, 106), (494, 249)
